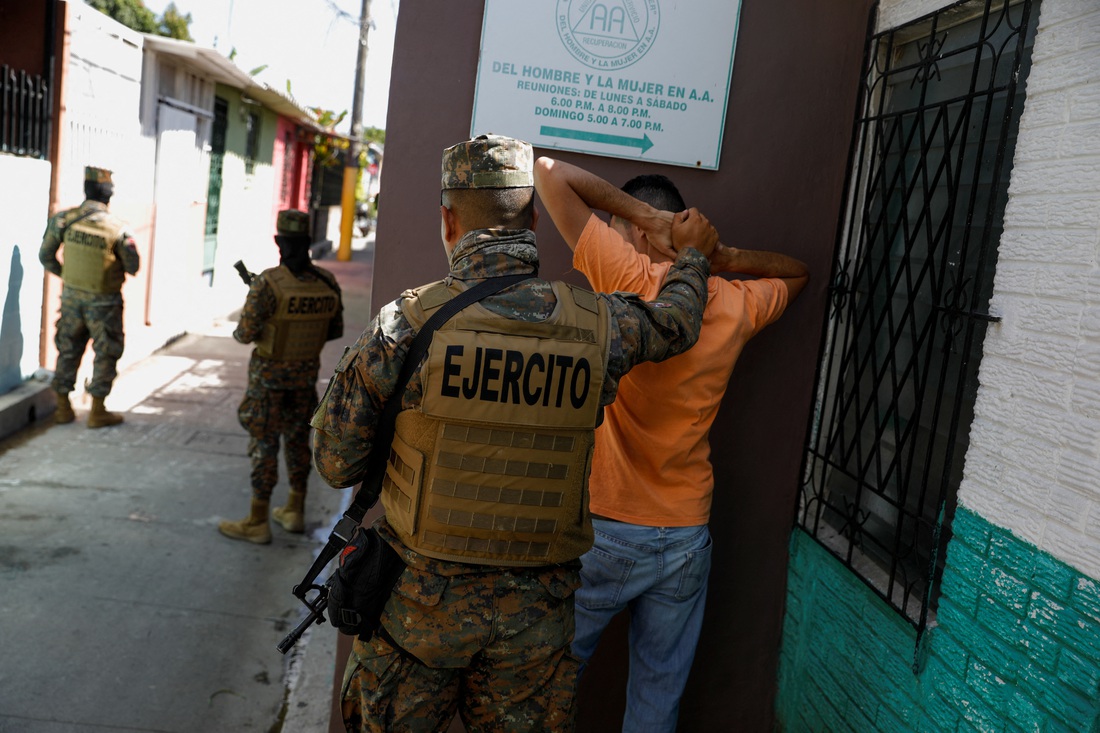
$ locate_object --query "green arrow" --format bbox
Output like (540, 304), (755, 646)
(540, 126), (654, 154)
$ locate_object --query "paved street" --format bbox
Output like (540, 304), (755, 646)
(0, 243), (374, 733)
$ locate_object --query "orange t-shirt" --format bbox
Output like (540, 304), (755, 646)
(575, 214), (789, 526)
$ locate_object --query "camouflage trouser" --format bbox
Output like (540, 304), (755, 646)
(52, 294), (124, 398)
(238, 384), (317, 500)
(341, 561), (581, 733)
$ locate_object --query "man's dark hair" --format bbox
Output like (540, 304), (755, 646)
(442, 186), (535, 231)
(621, 174), (685, 213)
(84, 180), (114, 204)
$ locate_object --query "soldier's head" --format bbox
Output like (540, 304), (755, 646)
(83, 166), (114, 204)
(439, 134), (537, 254)
(611, 174), (686, 263)
(275, 209), (312, 273)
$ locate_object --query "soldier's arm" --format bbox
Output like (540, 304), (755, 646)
(116, 230), (140, 276)
(311, 302), (413, 488)
(533, 156), (672, 251)
(38, 215), (63, 277)
(233, 276), (276, 345)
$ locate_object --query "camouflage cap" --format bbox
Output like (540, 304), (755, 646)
(276, 209), (311, 235)
(84, 166), (113, 184)
(441, 134), (533, 190)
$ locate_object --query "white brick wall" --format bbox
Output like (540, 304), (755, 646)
(959, 0), (1100, 580)
(877, 0), (948, 31)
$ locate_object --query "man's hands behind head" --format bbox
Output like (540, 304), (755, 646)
(671, 208), (718, 259)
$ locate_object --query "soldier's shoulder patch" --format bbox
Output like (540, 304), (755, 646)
(57, 208), (82, 227)
(416, 282), (454, 311)
(401, 280), (452, 329)
(565, 284), (599, 314)
(403, 279), (449, 301)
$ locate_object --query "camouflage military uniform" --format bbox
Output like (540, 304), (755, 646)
(312, 228), (710, 732)
(39, 199), (140, 398)
(234, 265), (343, 500)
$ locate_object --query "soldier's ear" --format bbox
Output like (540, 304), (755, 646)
(441, 205), (460, 250)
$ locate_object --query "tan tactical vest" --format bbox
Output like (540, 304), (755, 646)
(255, 267), (339, 361)
(60, 210), (126, 293)
(383, 279), (610, 567)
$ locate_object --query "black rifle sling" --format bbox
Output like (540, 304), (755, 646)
(302, 273), (534, 583)
(354, 272), (534, 517)
(59, 208), (99, 240)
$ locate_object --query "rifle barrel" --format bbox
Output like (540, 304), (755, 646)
(277, 600), (327, 654)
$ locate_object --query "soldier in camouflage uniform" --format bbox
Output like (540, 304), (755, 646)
(219, 209), (344, 545)
(310, 134), (718, 732)
(39, 166), (140, 428)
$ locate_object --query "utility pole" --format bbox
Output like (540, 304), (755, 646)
(338, 0), (371, 261)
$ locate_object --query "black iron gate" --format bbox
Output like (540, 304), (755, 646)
(799, 0), (1041, 630)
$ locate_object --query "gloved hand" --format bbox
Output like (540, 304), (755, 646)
(326, 525), (406, 639)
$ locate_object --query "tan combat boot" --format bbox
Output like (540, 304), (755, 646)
(54, 391), (75, 424)
(272, 490), (306, 533)
(87, 396), (124, 428)
(218, 499), (272, 544)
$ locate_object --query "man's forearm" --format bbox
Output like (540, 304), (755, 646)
(711, 243), (808, 279)
(538, 157), (665, 229)
(574, 168), (655, 225)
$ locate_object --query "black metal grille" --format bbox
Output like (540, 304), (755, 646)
(800, 0), (1039, 630)
(1, 65), (50, 159)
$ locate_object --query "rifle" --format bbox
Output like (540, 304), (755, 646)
(233, 260), (255, 285)
(276, 512), (364, 654)
(276, 273), (533, 654)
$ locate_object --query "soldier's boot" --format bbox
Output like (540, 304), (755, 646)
(54, 391), (75, 424)
(218, 499), (272, 545)
(87, 396), (124, 429)
(272, 490), (306, 534)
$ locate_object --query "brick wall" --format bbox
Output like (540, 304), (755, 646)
(778, 513), (1100, 731)
(958, 0), (1100, 582)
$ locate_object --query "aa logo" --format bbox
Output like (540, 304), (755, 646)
(556, 0), (661, 71)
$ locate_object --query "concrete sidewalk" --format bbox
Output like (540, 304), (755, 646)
(0, 242), (374, 733)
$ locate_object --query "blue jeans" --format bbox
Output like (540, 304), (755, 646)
(573, 519), (712, 733)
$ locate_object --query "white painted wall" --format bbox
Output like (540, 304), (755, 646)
(58, 1), (165, 380)
(60, 2), (152, 207)
(955, 0), (1100, 579)
(0, 156), (51, 386)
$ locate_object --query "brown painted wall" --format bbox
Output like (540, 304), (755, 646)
(365, 0), (873, 729)
(0, 0), (52, 74)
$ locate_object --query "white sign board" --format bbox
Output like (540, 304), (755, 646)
(472, 0), (743, 170)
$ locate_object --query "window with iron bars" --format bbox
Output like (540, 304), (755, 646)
(1, 65), (50, 159)
(800, 0), (1040, 631)
(245, 111), (261, 176)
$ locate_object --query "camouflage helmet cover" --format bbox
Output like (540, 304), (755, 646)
(84, 166), (113, 184)
(276, 209), (311, 236)
(441, 134), (533, 190)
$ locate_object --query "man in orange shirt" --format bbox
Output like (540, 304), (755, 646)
(534, 157), (808, 732)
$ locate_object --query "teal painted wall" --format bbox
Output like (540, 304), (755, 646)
(777, 509), (1100, 732)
